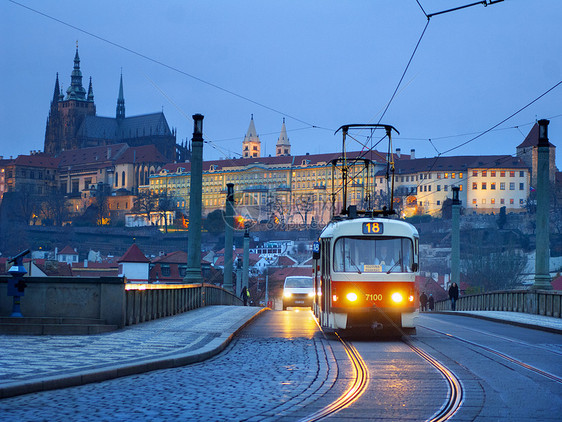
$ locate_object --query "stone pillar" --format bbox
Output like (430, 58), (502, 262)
(223, 183), (235, 292)
(451, 187), (460, 288)
(533, 119), (552, 290)
(243, 229), (250, 290)
(184, 114), (204, 283)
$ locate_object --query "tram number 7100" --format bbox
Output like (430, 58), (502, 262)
(362, 222), (384, 234)
(365, 293), (383, 301)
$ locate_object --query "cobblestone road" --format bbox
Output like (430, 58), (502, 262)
(0, 327), (336, 421)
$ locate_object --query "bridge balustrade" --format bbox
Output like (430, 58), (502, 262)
(435, 289), (561, 319)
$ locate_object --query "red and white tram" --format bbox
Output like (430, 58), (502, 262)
(313, 216), (419, 333)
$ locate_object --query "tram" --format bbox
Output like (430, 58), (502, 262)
(312, 124), (420, 333)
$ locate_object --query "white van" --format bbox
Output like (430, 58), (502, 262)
(282, 276), (314, 310)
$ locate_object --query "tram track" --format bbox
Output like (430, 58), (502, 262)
(300, 332), (369, 422)
(419, 324), (562, 384)
(403, 337), (464, 422)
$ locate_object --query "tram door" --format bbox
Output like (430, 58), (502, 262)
(320, 238), (332, 326)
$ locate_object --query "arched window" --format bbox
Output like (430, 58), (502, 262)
(122, 171), (126, 187)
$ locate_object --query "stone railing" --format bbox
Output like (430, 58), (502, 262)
(0, 277), (243, 328)
(435, 289), (562, 319)
(124, 283), (242, 326)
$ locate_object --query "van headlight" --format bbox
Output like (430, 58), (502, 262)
(308, 292), (314, 298)
(283, 292), (292, 298)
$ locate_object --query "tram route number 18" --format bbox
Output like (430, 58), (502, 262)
(362, 222), (384, 234)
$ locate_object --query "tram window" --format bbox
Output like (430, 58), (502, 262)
(333, 237), (413, 273)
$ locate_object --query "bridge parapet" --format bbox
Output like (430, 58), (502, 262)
(0, 277), (243, 329)
(435, 290), (561, 319)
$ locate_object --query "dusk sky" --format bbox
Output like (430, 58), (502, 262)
(1, 0), (561, 168)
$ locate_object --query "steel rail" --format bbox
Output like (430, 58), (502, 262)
(420, 325), (562, 384)
(403, 338), (464, 422)
(299, 333), (369, 422)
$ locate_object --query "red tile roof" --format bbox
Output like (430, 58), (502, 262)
(151, 250), (187, 264)
(59, 246), (77, 255)
(118, 243), (150, 263)
(13, 154), (60, 168)
(114, 144), (168, 164)
(517, 123), (556, 149)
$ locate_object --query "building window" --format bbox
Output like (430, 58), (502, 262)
(519, 183), (524, 190)
(472, 182), (477, 190)
(444, 185), (448, 191)
(510, 198), (514, 204)
(437, 173), (441, 179)
(500, 182), (505, 190)
(437, 200), (441, 205)
(500, 171), (505, 177)
(482, 170), (487, 177)
(482, 199), (486, 204)
(510, 171), (515, 177)
(491, 171), (496, 177)
(491, 183), (496, 190)
(459, 173), (463, 179)
(482, 182), (487, 190)
(161, 265), (170, 276)
(491, 198), (495, 204)
(444, 173), (448, 179)
(473, 199), (477, 204)
(459, 185), (463, 191)
(519, 171), (524, 177)
(520, 199), (524, 205)
(437, 185), (441, 191)
(501, 198), (505, 204)
(472, 171), (478, 177)
(509, 182), (515, 190)
(428, 185), (431, 192)
(452, 173), (456, 179)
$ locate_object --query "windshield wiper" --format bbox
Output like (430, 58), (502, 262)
(386, 258), (402, 274)
(348, 256), (362, 274)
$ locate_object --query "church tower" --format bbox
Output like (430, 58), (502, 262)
(276, 118), (291, 156)
(242, 115), (261, 158)
(116, 71), (125, 120)
(44, 44), (96, 156)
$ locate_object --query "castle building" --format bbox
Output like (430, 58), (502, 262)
(44, 46), (178, 161)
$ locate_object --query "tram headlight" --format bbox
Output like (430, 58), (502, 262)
(284, 291), (292, 298)
(391, 292), (403, 303)
(346, 292), (358, 302)
(408, 295), (415, 302)
(308, 292), (315, 298)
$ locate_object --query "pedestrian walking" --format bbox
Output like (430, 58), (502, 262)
(428, 294), (435, 311)
(448, 282), (459, 311)
(241, 286), (249, 306)
(419, 292), (428, 312)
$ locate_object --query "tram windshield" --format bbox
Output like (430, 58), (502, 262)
(333, 236), (414, 273)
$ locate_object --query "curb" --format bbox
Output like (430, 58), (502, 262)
(0, 307), (268, 399)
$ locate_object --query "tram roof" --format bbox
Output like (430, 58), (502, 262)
(319, 217), (418, 239)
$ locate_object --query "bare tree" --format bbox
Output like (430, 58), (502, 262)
(133, 189), (158, 224)
(461, 231), (527, 292)
(40, 191), (69, 226)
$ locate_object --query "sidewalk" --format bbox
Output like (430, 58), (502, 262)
(0, 305), (265, 399)
(433, 310), (562, 334)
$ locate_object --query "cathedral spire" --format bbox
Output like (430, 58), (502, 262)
(52, 73), (60, 104)
(242, 114), (261, 158)
(116, 71), (125, 120)
(66, 43), (87, 100)
(87, 77), (94, 102)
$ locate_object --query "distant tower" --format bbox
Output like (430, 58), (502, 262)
(116, 71), (125, 120)
(276, 118), (291, 157)
(242, 114), (261, 158)
(44, 44), (96, 156)
(516, 122), (556, 187)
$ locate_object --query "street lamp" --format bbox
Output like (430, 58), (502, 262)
(538, 119), (549, 147)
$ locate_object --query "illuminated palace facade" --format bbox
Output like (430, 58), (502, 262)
(144, 118), (533, 226)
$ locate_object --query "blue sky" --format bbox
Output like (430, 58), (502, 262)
(1, 0), (561, 168)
